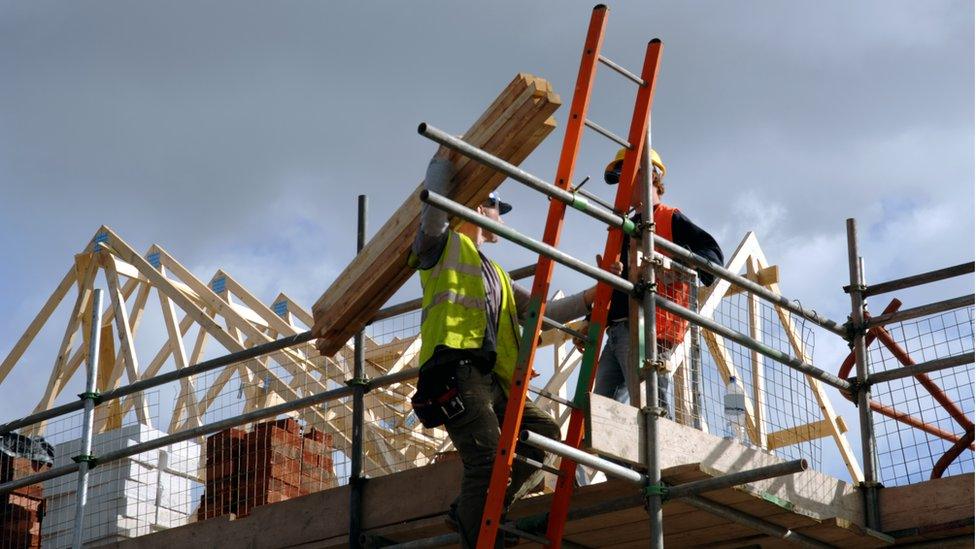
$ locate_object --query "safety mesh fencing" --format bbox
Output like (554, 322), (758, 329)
(695, 281), (823, 470)
(162, 309), (430, 525)
(1, 392), (162, 549)
(869, 305), (975, 487)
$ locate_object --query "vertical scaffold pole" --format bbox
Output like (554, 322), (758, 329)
(350, 195), (368, 547)
(72, 288), (103, 549)
(846, 218), (881, 530)
(639, 130), (664, 549)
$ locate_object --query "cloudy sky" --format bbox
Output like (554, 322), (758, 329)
(1, 2), (972, 481)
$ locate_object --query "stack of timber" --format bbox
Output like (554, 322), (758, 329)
(312, 73), (561, 355)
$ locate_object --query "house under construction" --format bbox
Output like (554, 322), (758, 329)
(0, 5), (973, 548)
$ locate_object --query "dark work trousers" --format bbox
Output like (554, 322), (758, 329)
(443, 360), (561, 549)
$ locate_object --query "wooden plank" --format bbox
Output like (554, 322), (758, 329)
(94, 322), (122, 432)
(312, 73), (561, 354)
(104, 258), (152, 426)
(766, 417), (848, 450)
(746, 257), (768, 449)
(879, 473), (974, 533)
(725, 264), (779, 296)
(158, 276), (201, 433)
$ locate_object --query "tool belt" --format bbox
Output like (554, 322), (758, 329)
(410, 364), (465, 429)
(411, 360), (470, 429)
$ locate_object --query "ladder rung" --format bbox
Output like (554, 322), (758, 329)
(528, 386), (578, 409)
(598, 55), (646, 86)
(513, 453), (564, 476)
(584, 119), (631, 149)
(541, 317), (587, 340)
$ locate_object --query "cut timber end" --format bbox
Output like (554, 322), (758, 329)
(310, 73), (561, 354)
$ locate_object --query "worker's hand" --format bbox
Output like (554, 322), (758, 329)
(572, 320), (590, 352)
(596, 254), (623, 276)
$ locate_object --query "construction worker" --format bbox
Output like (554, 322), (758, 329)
(591, 147), (723, 416)
(410, 146), (596, 548)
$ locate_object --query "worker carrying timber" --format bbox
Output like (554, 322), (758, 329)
(410, 146), (596, 548)
(592, 147), (723, 415)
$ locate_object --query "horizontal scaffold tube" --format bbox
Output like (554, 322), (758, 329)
(864, 294), (974, 329)
(520, 430), (646, 484)
(0, 367), (420, 495)
(665, 459), (807, 499)
(866, 352), (975, 385)
(421, 189), (851, 392)
(419, 122), (845, 338)
(861, 261), (974, 297)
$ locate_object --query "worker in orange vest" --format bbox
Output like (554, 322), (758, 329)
(592, 147), (723, 416)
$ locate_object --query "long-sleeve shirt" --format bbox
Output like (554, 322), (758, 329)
(607, 208), (724, 322)
(412, 156), (590, 356)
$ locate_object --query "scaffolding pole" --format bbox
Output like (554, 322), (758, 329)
(638, 130), (664, 549)
(72, 288), (103, 549)
(350, 194), (368, 548)
(859, 261), (974, 297)
(846, 218), (881, 531)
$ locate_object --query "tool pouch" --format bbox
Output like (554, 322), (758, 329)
(411, 364), (466, 429)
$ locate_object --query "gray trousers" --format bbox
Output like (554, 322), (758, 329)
(444, 361), (561, 548)
(592, 321), (673, 417)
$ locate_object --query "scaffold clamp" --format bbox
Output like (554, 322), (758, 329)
(77, 391), (102, 404)
(71, 454), (98, 467)
(345, 377), (370, 389)
(644, 483), (668, 498)
(633, 278), (656, 296)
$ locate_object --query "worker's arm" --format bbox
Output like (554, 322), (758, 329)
(411, 147), (456, 270)
(512, 283), (593, 324)
(671, 211), (723, 287)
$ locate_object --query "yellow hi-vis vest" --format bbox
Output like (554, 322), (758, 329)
(416, 231), (521, 388)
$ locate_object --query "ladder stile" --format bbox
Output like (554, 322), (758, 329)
(545, 38), (664, 546)
(475, 4), (610, 547)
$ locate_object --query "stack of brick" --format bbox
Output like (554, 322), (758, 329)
(199, 427), (246, 520)
(0, 455), (48, 549)
(299, 428), (335, 495)
(198, 419), (336, 521)
(236, 419), (302, 517)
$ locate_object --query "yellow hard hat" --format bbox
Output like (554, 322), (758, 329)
(603, 147), (666, 184)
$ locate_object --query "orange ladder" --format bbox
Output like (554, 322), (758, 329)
(475, 5), (664, 547)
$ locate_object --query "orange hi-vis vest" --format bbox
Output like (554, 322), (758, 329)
(653, 204), (690, 345)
